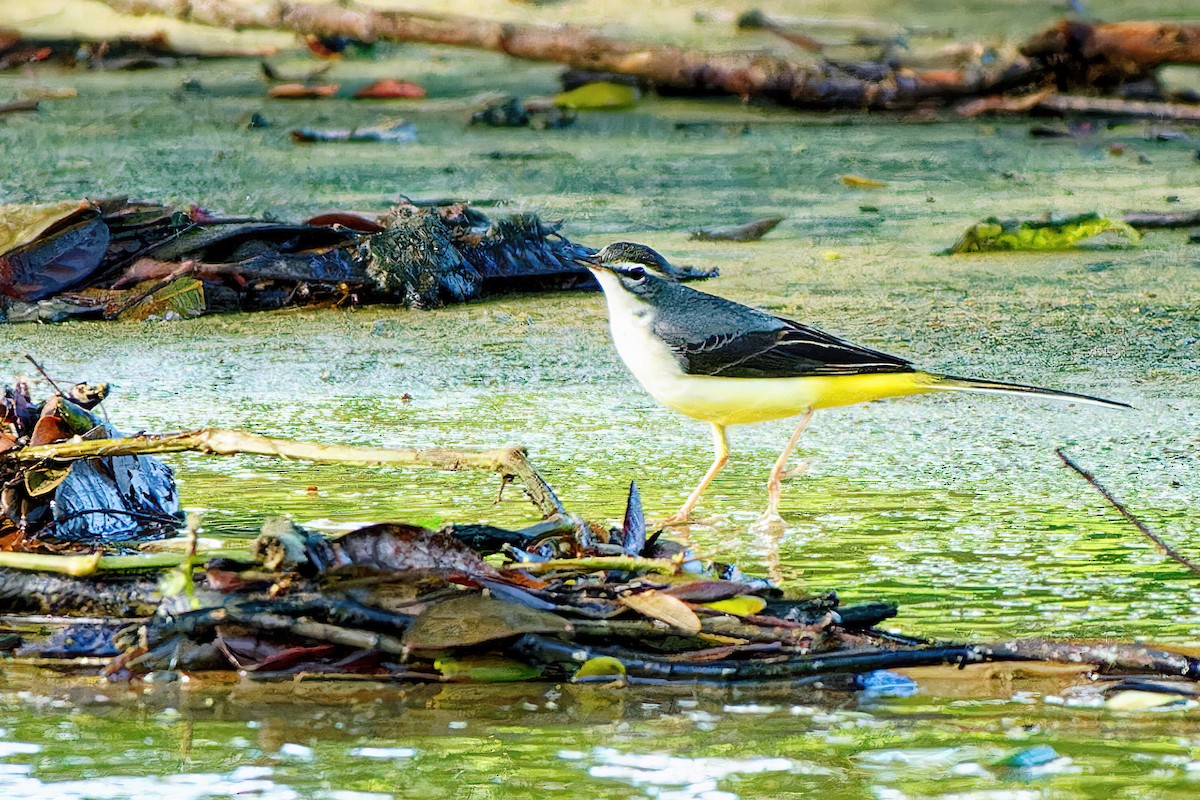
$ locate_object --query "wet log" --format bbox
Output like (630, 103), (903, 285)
(515, 633), (1200, 683)
(97, 2), (1200, 111)
(1022, 20), (1200, 87)
(0, 568), (161, 617)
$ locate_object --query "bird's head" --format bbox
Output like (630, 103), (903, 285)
(573, 242), (674, 298)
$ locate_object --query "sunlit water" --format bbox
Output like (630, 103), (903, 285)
(2, 2), (1200, 794)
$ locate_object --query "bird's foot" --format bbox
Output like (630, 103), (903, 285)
(658, 511), (694, 527)
(657, 511), (724, 528)
(751, 508), (786, 533)
(781, 461), (809, 481)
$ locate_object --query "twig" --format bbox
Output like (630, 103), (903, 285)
(22, 355), (64, 395)
(506, 555), (680, 576)
(1056, 448), (1200, 576)
(105, 261), (196, 319)
(223, 608), (409, 656)
(0, 571), (162, 617)
(1124, 210), (1200, 230)
(0, 100), (38, 115)
(1035, 94), (1200, 121)
(515, 633), (1200, 681)
(7, 428), (565, 519)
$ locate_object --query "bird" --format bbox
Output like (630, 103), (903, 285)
(577, 241), (1130, 525)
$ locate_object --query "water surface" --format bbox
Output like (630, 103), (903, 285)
(0, 3), (1198, 795)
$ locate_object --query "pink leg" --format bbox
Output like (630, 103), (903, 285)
(763, 410), (814, 519)
(663, 423), (728, 525)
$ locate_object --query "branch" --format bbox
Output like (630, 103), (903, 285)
(1036, 93), (1200, 121)
(1056, 448), (1200, 577)
(94, 0), (1038, 110)
(515, 633), (1200, 681)
(8, 428), (565, 519)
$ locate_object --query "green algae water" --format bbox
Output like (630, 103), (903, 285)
(1, 0), (1199, 795)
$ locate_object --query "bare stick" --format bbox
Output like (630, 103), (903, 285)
(506, 555), (680, 576)
(516, 633), (1200, 681)
(1036, 94), (1200, 121)
(94, 0), (1036, 110)
(1124, 210), (1200, 229)
(94, 2), (1200, 111)
(23, 355), (64, 395)
(0, 100), (38, 115)
(8, 428), (565, 519)
(1056, 448), (1200, 577)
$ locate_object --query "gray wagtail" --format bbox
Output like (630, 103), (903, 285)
(577, 242), (1130, 525)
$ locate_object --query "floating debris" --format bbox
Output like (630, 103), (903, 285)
(291, 121), (417, 143)
(690, 216), (785, 242)
(947, 212), (1142, 253)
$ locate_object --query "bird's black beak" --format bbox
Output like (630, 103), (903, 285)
(573, 254), (606, 272)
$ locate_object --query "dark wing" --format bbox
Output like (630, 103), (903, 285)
(672, 316), (914, 379)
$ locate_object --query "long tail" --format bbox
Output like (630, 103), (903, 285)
(927, 373), (1132, 409)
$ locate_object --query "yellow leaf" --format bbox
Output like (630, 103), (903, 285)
(0, 200), (89, 254)
(701, 595), (767, 616)
(434, 655), (543, 682)
(1105, 690), (1186, 710)
(554, 82), (638, 111)
(840, 174), (888, 188)
(573, 656), (626, 681)
(619, 589), (701, 634)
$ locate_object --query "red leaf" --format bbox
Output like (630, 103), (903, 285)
(268, 83), (339, 99)
(29, 415), (71, 446)
(304, 212), (386, 233)
(354, 79), (425, 99)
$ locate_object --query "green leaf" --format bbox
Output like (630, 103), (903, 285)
(434, 654), (543, 682)
(119, 277), (205, 322)
(158, 569), (188, 597)
(948, 213), (1142, 254)
(402, 593), (572, 651)
(572, 656), (626, 681)
(23, 463), (73, 497)
(554, 82), (637, 111)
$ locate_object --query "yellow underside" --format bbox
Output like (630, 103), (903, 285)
(658, 371), (940, 426)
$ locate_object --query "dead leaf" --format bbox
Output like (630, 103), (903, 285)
(956, 89), (1053, 117)
(354, 79), (425, 99)
(619, 589), (702, 634)
(0, 200), (88, 254)
(268, 83), (339, 99)
(28, 414), (71, 446)
(331, 523), (520, 584)
(402, 592), (571, 651)
(0, 211), (110, 301)
(117, 276), (205, 321)
(689, 216), (784, 242)
(661, 580), (756, 603)
(304, 212), (386, 233)
(840, 174), (888, 188)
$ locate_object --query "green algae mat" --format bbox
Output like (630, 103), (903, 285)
(1, 0), (1199, 796)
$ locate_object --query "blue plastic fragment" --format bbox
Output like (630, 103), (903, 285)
(856, 670), (918, 697)
(1001, 744), (1059, 769)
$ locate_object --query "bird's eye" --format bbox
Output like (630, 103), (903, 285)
(627, 266), (647, 281)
